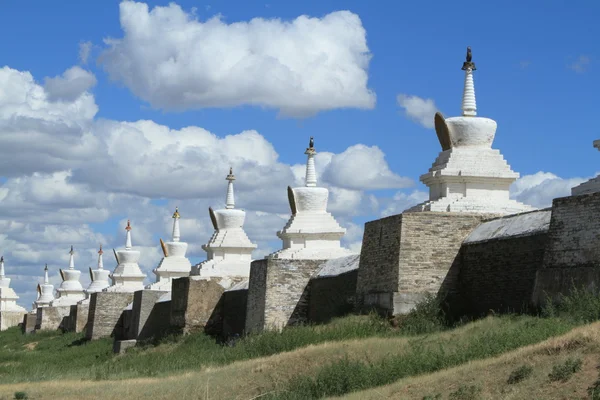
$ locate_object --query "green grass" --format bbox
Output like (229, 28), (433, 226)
(507, 364), (534, 384)
(547, 357), (582, 382)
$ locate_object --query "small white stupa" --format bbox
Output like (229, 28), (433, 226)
(85, 245), (111, 295)
(193, 168), (257, 277)
(0, 257), (26, 313)
(52, 246), (86, 307)
(35, 264), (55, 308)
(106, 220), (146, 292)
(148, 208), (192, 290)
(270, 137), (354, 260)
(571, 140), (600, 195)
(407, 47), (533, 215)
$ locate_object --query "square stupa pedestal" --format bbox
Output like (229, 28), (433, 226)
(86, 291), (134, 340)
(0, 310), (25, 331)
(22, 312), (37, 334)
(128, 289), (170, 341)
(35, 306), (71, 331)
(355, 212), (495, 316)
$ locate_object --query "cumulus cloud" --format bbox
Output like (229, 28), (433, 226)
(568, 55), (591, 74)
(510, 171), (589, 208)
(397, 94), (438, 129)
(98, 1), (375, 117)
(79, 41), (93, 65)
(44, 66), (97, 102)
(380, 190), (428, 217)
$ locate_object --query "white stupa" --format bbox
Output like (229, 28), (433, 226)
(270, 137), (354, 260)
(407, 47), (533, 215)
(52, 246), (86, 307)
(193, 168), (257, 277)
(35, 265), (55, 308)
(571, 140), (600, 195)
(106, 220), (146, 292)
(148, 208), (192, 290)
(0, 257), (26, 313)
(85, 245), (111, 295)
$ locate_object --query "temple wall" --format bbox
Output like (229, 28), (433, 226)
(0, 310), (25, 331)
(170, 277), (224, 335)
(533, 192), (600, 304)
(22, 312), (37, 334)
(222, 287), (248, 337)
(85, 292), (133, 340)
(129, 289), (170, 341)
(356, 212), (494, 315)
(457, 210), (551, 316)
(245, 258), (325, 333)
(35, 306), (71, 331)
(309, 270), (358, 324)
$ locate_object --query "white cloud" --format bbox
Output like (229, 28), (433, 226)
(44, 66), (97, 102)
(510, 171), (589, 208)
(98, 1), (375, 117)
(380, 190), (428, 217)
(79, 41), (93, 65)
(568, 55), (591, 73)
(397, 94), (438, 129)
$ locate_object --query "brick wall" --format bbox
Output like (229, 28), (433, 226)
(533, 192), (600, 303)
(309, 270), (358, 324)
(222, 288), (247, 337)
(130, 290), (170, 341)
(170, 277), (224, 335)
(85, 292), (133, 340)
(35, 306), (71, 331)
(22, 312), (36, 334)
(356, 212), (493, 315)
(0, 311), (25, 331)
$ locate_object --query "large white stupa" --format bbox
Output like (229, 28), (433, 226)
(0, 257), (26, 313)
(571, 140), (600, 195)
(52, 246), (86, 307)
(270, 137), (354, 260)
(106, 220), (146, 292)
(148, 208), (192, 290)
(192, 168), (257, 277)
(407, 47), (533, 215)
(35, 265), (55, 308)
(85, 245), (111, 295)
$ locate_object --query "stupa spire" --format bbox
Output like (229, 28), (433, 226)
(172, 207), (181, 242)
(0, 256), (4, 278)
(226, 168), (236, 209)
(125, 219), (132, 250)
(305, 136), (317, 187)
(98, 244), (104, 270)
(461, 46), (477, 117)
(44, 264), (49, 284)
(68, 245), (75, 270)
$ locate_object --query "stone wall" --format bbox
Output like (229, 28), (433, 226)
(0, 310), (25, 331)
(222, 282), (248, 337)
(22, 312), (37, 334)
(35, 306), (71, 331)
(356, 212), (495, 315)
(246, 258), (325, 333)
(458, 210), (551, 316)
(129, 290), (170, 341)
(86, 292), (134, 340)
(533, 192), (600, 304)
(170, 277), (224, 335)
(73, 302), (90, 333)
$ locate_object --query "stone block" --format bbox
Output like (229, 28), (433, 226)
(71, 302), (90, 333)
(86, 291), (134, 340)
(222, 287), (247, 337)
(170, 277), (224, 335)
(246, 258), (325, 333)
(35, 306), (71, 331)
(22, 312), (37, 334)
(0, 310), (25, 331)
(129, 289), (170, 341)
(113, 339), (137, 354)
(532, 192), (600, 304)
(309, 270), (358, 324)
(356, 212), (494, 315)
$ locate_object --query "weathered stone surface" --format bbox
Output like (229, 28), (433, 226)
(0, 310), (25, 331)
(22, 312), (37, 334)
(73, 302), (90, 333)
(113, 339), (137, 354)
(222, 285), (247, 337)
(458, 210), (550, 316)
(356, 212), (495, 315)
(170, 277), (224, 335)
(246, 258), (325, 333)
(532, 192), (600, 304)
(309, 270), (358, 324)
(35, 306), (71, 331)
(128, 289), (170, 341)
(86, 292), (134, 340)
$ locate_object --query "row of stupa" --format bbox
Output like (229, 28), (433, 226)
(3, 47), (567, 314)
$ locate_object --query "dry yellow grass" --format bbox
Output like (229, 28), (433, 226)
(336, 322), (600, 400)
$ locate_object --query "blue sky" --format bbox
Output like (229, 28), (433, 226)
(0, 0), (598, 306)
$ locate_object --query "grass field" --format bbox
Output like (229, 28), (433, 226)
(0, 289), (599, 399)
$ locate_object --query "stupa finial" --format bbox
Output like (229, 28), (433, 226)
(68, 245), (75, 270)
(98, 244), (104, 270)
(0, 256), (4, 277)
(98, 244), (103, 255)
(125, 220), (133, 250)
(461, 46), (477, 117)
(304, 136), (317, 187)
(172, 207), (181, 242)
(226, 168), (236, 209)
(44, 264), (49, 283)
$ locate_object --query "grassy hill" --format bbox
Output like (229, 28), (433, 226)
(0, 291), (599, 399)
